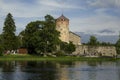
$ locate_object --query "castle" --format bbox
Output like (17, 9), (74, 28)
(56, 14), (117, 57)
(56, 14), (81, 45)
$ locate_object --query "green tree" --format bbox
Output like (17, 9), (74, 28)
(22, 21), (43, 54)
(66, 42), (76, 54)
(116, 39), (120, 54)
(21, 15), (60, 55)
(88, 35), (99, 46)
(18, 31), (25, 48)
(100, 42), (114, 46)
(0, 35), (4, 55)
(60, 42), (76, 54)
(2, 13), (18, 51)
(39, 15), (60, 54)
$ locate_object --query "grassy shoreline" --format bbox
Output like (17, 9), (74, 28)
(0, 54), (119, 61)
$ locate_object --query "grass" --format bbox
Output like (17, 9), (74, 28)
(0, 54), (119, 61)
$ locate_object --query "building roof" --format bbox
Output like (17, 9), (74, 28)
(57, 14), (69, 21)
(69, 31), (81, 37)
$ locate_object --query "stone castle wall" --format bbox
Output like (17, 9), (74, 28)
(69, 32), (81, 45)
(73, 45), (117, 57)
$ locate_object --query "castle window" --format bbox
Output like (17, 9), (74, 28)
(61, 19), (65, 21)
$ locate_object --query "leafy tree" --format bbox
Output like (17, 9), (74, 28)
(22, 21), (43, 54)
(88, 35), (99, 46)
(116, 39), (120, 54)
(60, 42), (76, 54)
(21, 15), (60, 55)
(2, 13), (18, 51)
(18, 31), (25, 48)
(0, 35), (4, 55)
(66, 42), (76, 54)
(40, 15), (60, 54)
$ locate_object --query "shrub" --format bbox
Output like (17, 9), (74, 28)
(0, 45), (4, 56)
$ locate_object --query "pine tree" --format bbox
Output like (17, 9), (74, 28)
(2, 13), (18, 51)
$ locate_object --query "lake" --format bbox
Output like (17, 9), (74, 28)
(0, 60), (120, 80)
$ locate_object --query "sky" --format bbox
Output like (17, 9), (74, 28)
(0, 0), (120, 36)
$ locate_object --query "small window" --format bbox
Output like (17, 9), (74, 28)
(61, 19), (64, 21)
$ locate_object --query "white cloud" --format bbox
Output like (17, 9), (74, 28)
(67, 0), (120, 36)
(0, 0), (50, 17)
(70, 12), (120, 36)
(87, 0), (120, 8)
(0, 0), (81, 18)
(38, 0), (80, 9)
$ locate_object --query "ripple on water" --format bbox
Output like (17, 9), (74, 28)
(67, 67), (119, 72)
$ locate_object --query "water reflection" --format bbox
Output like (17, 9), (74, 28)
(0, 61), (119, 80)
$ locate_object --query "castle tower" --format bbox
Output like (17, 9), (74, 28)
(56, 14), (69, 43)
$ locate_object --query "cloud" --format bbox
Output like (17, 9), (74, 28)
(38, 0), (80, 9)
(67, 0), (120, 36)
(87, 0), (120, 8)
(98, 29), (115, 34)
(0, 0), (81, 18)
(70, 11), (120, 36)
(0, 0), (53, 17)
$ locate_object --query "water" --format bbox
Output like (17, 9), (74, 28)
(0, 61), (120, 80)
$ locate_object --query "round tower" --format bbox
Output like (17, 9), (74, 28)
(56, 14), (69, 43)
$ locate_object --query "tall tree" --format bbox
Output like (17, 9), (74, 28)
(2, 13), (18, 50)
(21, 15), (61, 55)
(22, 21), (43, 54)
(40, 15), (60, 54)
(116, 32), (120, 54)
(88, 35), (99, 46)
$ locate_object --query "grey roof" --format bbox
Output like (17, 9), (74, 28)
(69, 31), (81, 37)
(57, 14), (69, 21)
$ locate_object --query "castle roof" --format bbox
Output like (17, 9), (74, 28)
(69, 31), (81, 37)
(57, 14), (69, 21)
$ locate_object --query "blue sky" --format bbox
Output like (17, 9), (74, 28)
(0, 0), (120, 35)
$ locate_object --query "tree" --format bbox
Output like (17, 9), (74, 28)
(0, 35), (4, 55)
(21, 21), (43, 54)
(60, 42), (76, 54)
(88, 35), (99, 46)
(2, 13), (18, 51)
(100, 42), (114, 46)
(66, 42), (76, 54)
(40, 15), (60, 54)
(116, 39), (120, 54)
(21, 15), (60, 55)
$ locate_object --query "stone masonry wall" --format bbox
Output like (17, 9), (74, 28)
(69, 32), (81, 45)
(73, 45), (117, 57)
(56, 16), (69, 43)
